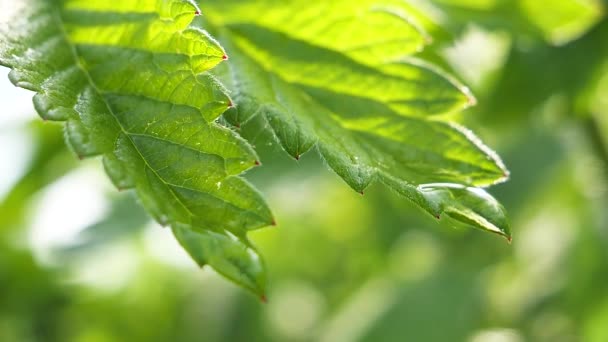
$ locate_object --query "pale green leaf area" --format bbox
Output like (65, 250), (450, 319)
(0, 0), (512, 295)
(519, 0), (604, 45)
(202, 0), (511, 239)
(0, 0), (269, 295)
(428, 0), (605, 44)
(198, 0), (431, 65)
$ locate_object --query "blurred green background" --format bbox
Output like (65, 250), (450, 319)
(1, 0), (608, 341)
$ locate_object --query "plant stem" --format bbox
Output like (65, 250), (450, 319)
(584, 114), (608, 179)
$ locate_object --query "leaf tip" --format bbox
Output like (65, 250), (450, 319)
(462, 87), (477, 107)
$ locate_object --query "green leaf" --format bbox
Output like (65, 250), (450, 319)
(173, 225), (266, 297)
(199, 0), (430, 66)
(1, 0), (514, 297)
(56, 194), (150, 255)
(425, 0), (605, 45)
(519, 0), (604, 45)
(201, 0), (511, 239)
(0, 0), (271, 295)
(0, 122), (75, 231)
(416, 183), (511, 239)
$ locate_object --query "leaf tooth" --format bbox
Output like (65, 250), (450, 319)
(64, 119), (101, 158)
(103, 154), (135, 191)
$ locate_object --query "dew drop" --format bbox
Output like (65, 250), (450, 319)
(159, 215), (169, 226)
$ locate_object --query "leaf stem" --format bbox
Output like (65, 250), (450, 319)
(584, 114), (608, 179)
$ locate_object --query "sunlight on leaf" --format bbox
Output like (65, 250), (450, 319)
(202, 0), (510, 239)
(0, 0), (271, 295)
(0, 0), (513, 295)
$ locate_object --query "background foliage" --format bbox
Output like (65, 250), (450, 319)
(1, 0), (608, 341)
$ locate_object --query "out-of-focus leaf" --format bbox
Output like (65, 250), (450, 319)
(481, 18), (608, 127)
(419, 0), (604, 45)
(519, 0), (604, 45)
(56, 194), (150, 257)
(0, 122), (74, 232)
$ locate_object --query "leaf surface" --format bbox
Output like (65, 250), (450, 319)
(202, 0), (511, 239)
(0, 0), (271, 296)
(0, 0), (514, 297)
